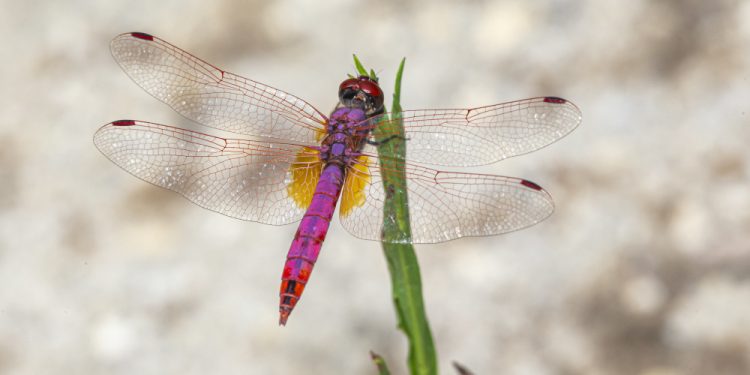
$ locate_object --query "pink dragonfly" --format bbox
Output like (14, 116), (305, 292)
(95, 32), (581, 325)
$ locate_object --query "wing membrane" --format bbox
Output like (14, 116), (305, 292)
(94, 120), (319, 225)
(367, 97), (581, 166)
(110, 32), (327, 144)
(339, 155), (554, 243)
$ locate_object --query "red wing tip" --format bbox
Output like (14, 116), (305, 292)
(520, 179), (543, 191)
(543, 96), (567, 104)
(130, 32), (154, 41)
(112, 120), (136, 126)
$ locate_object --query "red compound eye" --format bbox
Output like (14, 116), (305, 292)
(356, 77), (384, 109)
(338, 76), (385, 111)
(339, 78), (360, 93)
(357, 79), (383, 100)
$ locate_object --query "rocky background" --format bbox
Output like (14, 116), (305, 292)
(1, 0), (749, 374)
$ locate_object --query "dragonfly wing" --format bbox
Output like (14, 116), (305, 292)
(338, 155), (554, 244)
(94, 120), (321, 225)
(110, 32), (327, 144)
(370, 97), (581, 166)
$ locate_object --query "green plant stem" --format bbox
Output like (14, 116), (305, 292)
(371, 351), (392, 375)
(353, 56), (438, 375)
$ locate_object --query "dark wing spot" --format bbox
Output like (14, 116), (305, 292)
(112, 120), (136, 126)
(543, 97), (567, 104)
(130, 32), (154, 41)
(520, 179), (543, 191)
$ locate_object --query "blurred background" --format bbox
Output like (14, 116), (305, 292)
(1, 0), (749, 374)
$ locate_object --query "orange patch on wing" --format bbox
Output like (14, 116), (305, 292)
(287, 146), (323, 209)
(340, 155), (371, 217)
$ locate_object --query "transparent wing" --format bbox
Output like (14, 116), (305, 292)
(367, 97), (581, 166)
(339, 155), (554, 244)
(110, 32), (327, 144)
(94, 120), (319, 225)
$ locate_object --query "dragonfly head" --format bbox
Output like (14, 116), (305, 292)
(338, 76), (384, 115)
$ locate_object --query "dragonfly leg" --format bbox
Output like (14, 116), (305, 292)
(365, 135), (407, 146)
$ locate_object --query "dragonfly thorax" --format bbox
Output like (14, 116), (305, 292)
(318, 108), (371, 164)
(329, 107), (367, 123)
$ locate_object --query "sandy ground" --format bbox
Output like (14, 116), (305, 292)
(1, 0), (749, 374)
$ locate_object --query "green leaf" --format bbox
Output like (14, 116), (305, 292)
(352, 54), (368, 77)
(353, 55), (437, 375)
(370, 351), (392, 375)
(392, 58), (405, 114)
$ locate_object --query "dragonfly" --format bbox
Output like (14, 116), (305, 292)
(94, 32), (582, 326)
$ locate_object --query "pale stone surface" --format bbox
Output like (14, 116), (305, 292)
(0, 0), (748, 374)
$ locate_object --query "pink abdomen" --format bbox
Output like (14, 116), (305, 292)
(279, 163), (344, 325)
